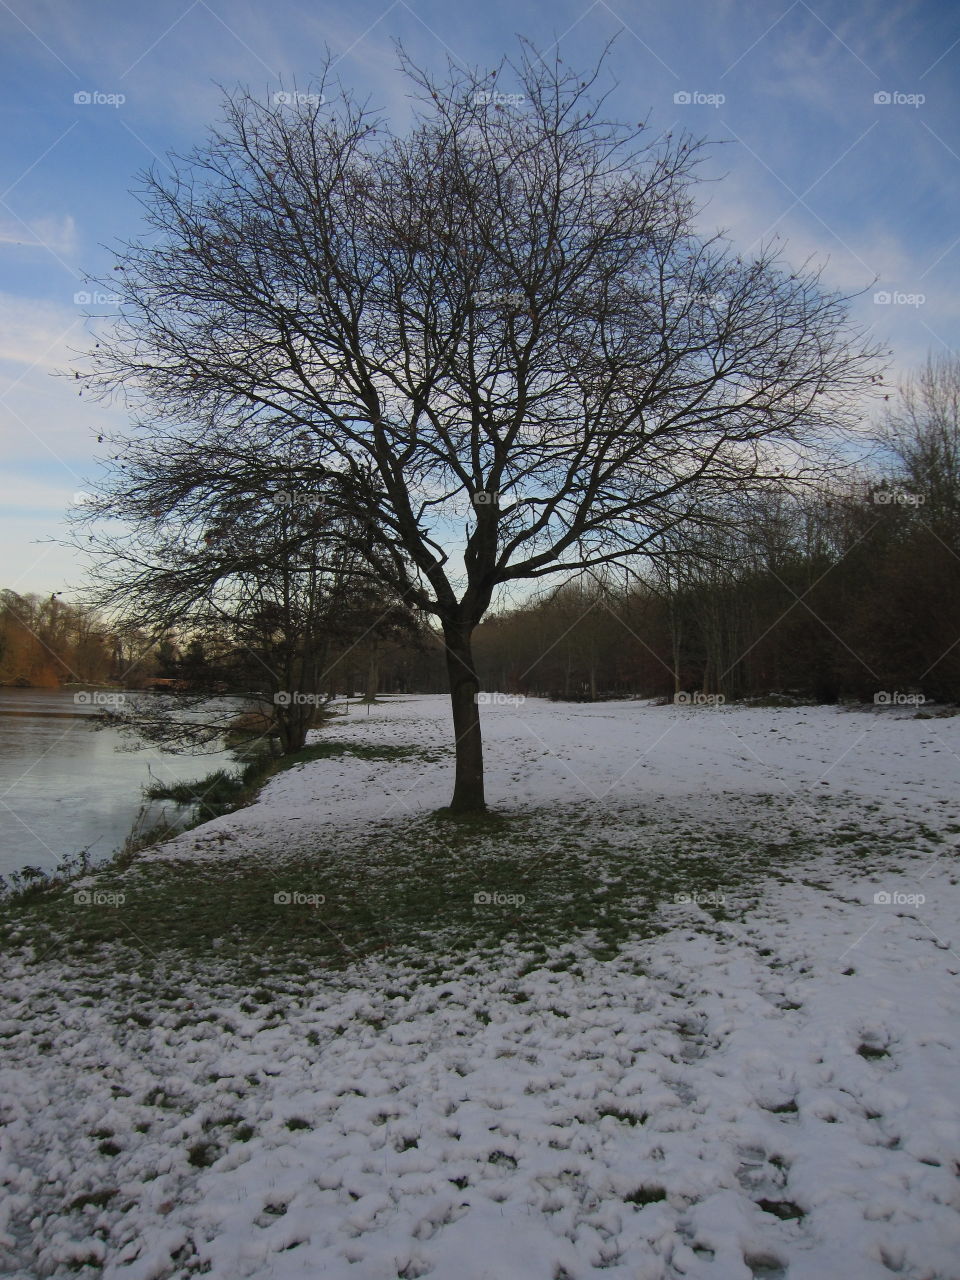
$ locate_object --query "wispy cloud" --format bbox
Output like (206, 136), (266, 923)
(0, 0), (957, 596)
(0, 291), (82, 370)
(0, 214), (78, 257)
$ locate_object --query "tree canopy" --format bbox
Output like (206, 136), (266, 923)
(81, 42), (882, 809)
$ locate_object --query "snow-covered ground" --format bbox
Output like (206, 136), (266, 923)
(138, 693), (960, 860)
(2, 696), (959, 1279)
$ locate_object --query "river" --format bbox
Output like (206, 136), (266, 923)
(0, 688), (245, 881)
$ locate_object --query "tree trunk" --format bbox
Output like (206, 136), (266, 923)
(364, 650), (380, 702)
(669, 601), (683, 696)
(442, 621), (485, 812)
(276, 702), (310, 754)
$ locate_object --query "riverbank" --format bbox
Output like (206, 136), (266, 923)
(0, 687), (251, 880)
(1, 696), (959, 1278)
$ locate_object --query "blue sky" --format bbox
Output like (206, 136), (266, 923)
(2, 0), (959, 596)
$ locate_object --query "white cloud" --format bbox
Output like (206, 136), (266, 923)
(0, 291), (85, 371)
(0, 214), (78, 257)
(695, 166), (955, 299)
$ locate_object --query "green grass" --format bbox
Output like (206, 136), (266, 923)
(2, 727), (947, 989)
(0, 787), (934, 985)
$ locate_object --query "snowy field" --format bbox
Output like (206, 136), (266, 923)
(2, 695), (960, 1279)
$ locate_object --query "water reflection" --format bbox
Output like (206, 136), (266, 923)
(0, 688), (246, 879)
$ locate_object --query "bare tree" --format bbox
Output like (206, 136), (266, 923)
(882, 353), (960, 521)
(81, 42), (881, 811)
(77, 462), (422, 754)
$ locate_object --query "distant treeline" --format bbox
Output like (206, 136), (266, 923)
(472, 479), (960, 704)
(6, 474), (959, 703)
(0, 589), (443, 696)
(472, 355), (960, 705)
(6, 479), (960, 704)
(0, 591), (181, 689)
(0, 593), (113, 688)
(10, 352), (960, 706)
